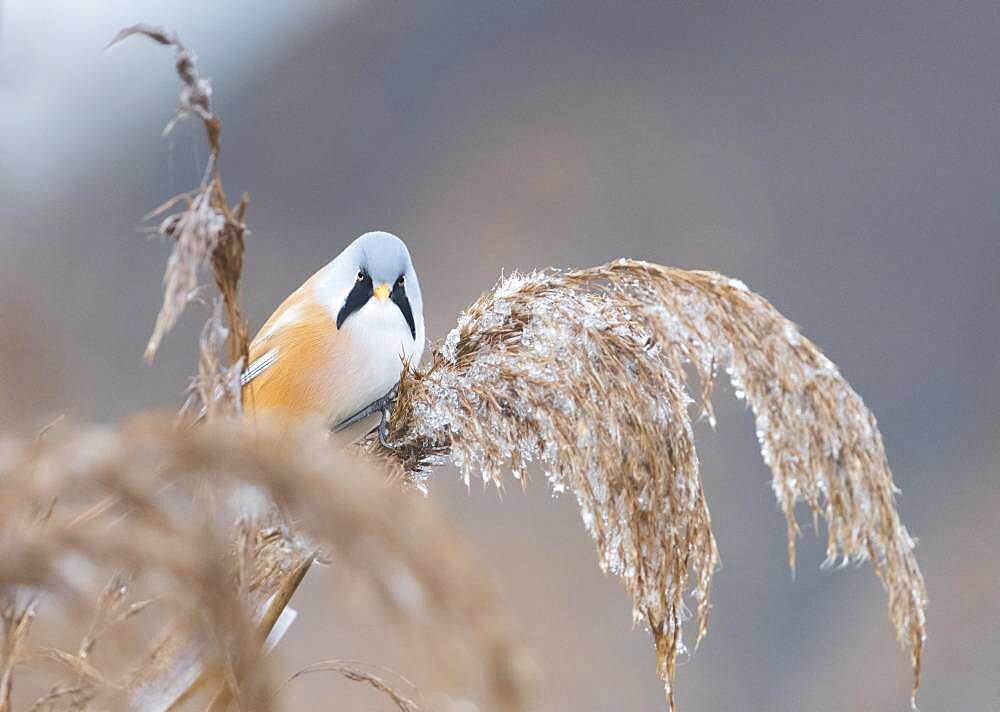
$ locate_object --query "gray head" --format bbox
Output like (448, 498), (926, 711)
(316, 231), (424, 347)
(351, 231), (415, 285)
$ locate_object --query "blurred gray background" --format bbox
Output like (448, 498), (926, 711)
(1, 1), (998, 710)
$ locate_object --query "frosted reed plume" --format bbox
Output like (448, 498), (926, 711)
(0, 418), (534, 711)
(379, 261), (927, 710)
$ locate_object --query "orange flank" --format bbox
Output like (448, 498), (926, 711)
(242, 285), (349, 428)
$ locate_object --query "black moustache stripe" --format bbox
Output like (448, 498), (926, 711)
(337, 274), (373, 329)
(337, 274), (416, 340)
(391, 281), (417, 339)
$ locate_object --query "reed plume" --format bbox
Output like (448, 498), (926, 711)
(0, 417), (534, 711)
(377, 263), (928, 710)
(107, 24), (250, 368)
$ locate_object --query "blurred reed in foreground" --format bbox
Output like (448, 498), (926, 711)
(0, 417), (533, 711)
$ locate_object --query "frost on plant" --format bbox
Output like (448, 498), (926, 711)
(383, 260), (927, 711)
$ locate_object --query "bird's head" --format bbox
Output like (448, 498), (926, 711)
(316, 231), (425, 357)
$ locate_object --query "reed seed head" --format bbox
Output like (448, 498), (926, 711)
(379, 260), (927, 710)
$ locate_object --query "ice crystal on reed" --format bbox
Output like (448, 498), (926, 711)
(384, 260), (927, 711)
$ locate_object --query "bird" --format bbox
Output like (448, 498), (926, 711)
(240, 231), (425, 434)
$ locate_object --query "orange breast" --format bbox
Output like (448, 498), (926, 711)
(242, 294), (348, 428)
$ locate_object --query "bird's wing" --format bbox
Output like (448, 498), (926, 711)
(240, 298), (354, 424)
(239, 281), (318, 388)
(230, 293), (397, 432)
(241, 347), (278, 387)
(190, 277), (344, 423)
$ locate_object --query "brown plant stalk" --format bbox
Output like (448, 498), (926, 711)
(108, 24), (249, 369)
(275, 660), (421, 712)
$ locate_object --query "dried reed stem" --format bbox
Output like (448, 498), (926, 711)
(0, 423), (65, 712)
(108, 25), (249, 369)
(203, 555), (314, 712)
(276, 660), (421, 711)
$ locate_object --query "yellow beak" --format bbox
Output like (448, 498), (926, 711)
(373, 283), (391, 303)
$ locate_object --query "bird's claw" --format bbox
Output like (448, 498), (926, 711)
(332, 384), (398, 434)
(331, 384), (402, 451)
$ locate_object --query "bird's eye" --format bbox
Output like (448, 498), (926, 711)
(396, 275), (405, 285)
(356, 271), (365, 282)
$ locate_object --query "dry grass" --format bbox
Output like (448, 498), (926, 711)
(0, 417), (534, 711)
(275, 661), (420, 711)
(107, 24), (250, 369)
(0, 22), (926, 712)
(376, 263), (927, 710)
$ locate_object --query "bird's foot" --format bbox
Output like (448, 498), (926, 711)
(331, 384), (403, 451)
(332, 384), (398, 434)
(373, 383), (400, 450)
